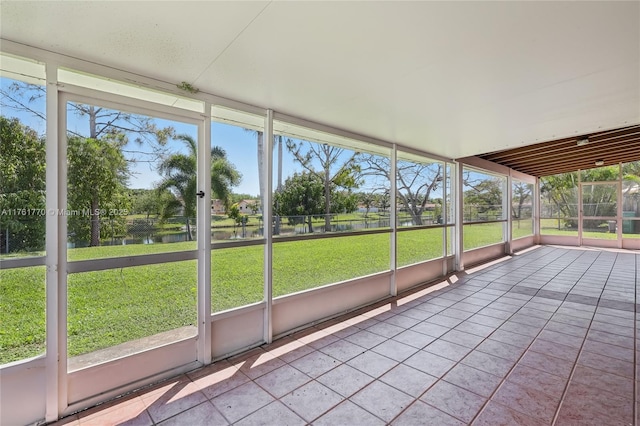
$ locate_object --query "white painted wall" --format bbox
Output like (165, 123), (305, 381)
(396, 259), (449, 293)
(462, 243), (507, 267)
(0, 357), (46, 426)
(211, 304), (265, 360)
(512, 236), (535, 253)
(272, 272), (392, 337)
(66, 337), (198, 414)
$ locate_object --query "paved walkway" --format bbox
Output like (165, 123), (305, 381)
(55, 245), (638, 425)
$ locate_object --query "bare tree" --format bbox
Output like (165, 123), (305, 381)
(286, 140), (360, 231)
(512, 182), (532, 219)
(2, 81), (175, 245)
(360, 155), (442, 225)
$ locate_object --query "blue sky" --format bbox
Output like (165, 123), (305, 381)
(3, 74), (380, 197)
(1, 76), (304, 195)
(1, 75), (398, 198)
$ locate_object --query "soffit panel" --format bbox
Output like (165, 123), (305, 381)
(0, 1), (270, 83)
(0, 1), (638, 161)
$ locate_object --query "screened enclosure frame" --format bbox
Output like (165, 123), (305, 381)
(0, 40), (551, 424)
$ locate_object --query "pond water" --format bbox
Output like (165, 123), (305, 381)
(96, 217), (394, 247)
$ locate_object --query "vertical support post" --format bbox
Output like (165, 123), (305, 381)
(578, 171), (583, 246)
(44, 62), (60, 424)
(263, 110), (274, 344)
(197, 105), (212, 365)
(534, 177), (541, 245)
(390, 145), (397, 297)
(442, 163), (449, 276)
(454, 162), (464, 271)
(617, 163), (623, 249)
(46, 69), (68, 421)
(505, 174), (513, 254)
(57, 90), (69, 418)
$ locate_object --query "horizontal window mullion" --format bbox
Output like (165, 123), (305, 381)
(67, 250), (198, 273)
(0, 256), (46, 269)
(397, 224), (452, 232)
(273, 228), (391, 244)
(212, 239), (265, 250)
(463, 219), (508, 225)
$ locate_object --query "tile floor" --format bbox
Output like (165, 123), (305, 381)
(54, 245), (637, 425)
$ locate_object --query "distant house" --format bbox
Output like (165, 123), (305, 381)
(211, 199), (226, 214)
(212, 199), (261, 215)
(238, 199), (261, 214)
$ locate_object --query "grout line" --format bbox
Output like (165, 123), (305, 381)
(466, 247), (602, 425)
(550, 250), (620, 425)
(387, 246), (565, 424)
(634, 252), (637, 426)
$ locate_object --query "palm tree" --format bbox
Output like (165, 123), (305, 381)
(158, 134), (241, 240)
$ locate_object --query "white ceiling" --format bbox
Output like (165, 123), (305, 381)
(1, 1), (639, 160)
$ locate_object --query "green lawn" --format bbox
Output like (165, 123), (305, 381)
(463, 222), (504, 250)
(6, 216), (634, 364)
(0, 266), (47, 361)
(67, 261), (198, 357)
(0, 224), (505, 364)
(272, 233), (391, 295)
(540, 218), (621, 239)
(397, 228), (444, 266)
(512, 219), (533, 239)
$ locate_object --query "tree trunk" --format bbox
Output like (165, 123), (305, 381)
(186, 216), (193, 241)
(517, 200), (523, 219)
(324, 174), (331, 231)
(405, 196), (423, 225)
(277, 136), (283, 190)
(88, 106), (101, 246)
(411, 208), (423, 225)
(274, 136), (283, 235)
(90, 196), (100, 246)
(89, 106), (97, 139)
(307, 215), (314, 233)
(256, 131), (265, 219)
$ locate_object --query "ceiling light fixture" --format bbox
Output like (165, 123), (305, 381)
(577, 137), (590, 146)
(595, 160), (604, 166)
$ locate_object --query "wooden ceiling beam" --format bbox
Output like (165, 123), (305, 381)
(474, 124), (640, 178)
(498, 140), (640, 169)
(482, 131), (640, 164)
(518, 152), (640, 176)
